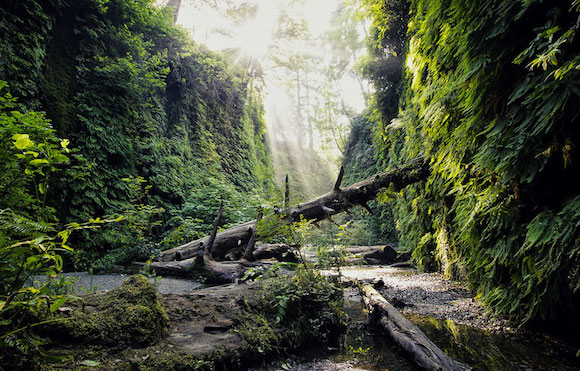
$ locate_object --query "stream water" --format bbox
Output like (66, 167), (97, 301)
(409, 314), (580, 370)
(254, 289), (580, 371)
(251, 291), (420, 370)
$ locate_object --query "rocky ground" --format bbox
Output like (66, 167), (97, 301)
(42, 264), (579, 370)
(322, 266), (509, 333)
(53, 265), (505, 332)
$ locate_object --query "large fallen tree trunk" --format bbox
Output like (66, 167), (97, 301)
(146, 254), (273, 281)
(362, 285), (465, 371)
(283, 156), (428, 222)
(159, 157), (428, 262)
(147, 244), (295, 279)
(160, 220), (255, 261)
(149, 203), (280, 281)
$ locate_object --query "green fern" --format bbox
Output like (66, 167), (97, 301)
(363, 0), (580, 324)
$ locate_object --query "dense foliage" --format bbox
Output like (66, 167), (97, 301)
(0, 84), (108, 367)
(1, 0), (277, 365)
(341, 113), (399, 244)
(0, 0), (275, 269)
(362, 0), (580, 324)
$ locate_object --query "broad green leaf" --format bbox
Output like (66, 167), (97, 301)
(26, 256), (40, 266)
(30, 159), (50, 166)
(50, 297), (67, 313)
(12, 134), (33, 149)
(25, 151), (39, 157)
(55, 154), (70, 162)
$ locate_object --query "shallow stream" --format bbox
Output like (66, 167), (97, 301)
(254, 289), (580, 371)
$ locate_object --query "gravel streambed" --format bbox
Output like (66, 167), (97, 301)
(34, 271), (203, 295)
(327, 266), (509, 332)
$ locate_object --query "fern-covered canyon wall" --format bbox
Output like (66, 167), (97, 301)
(0, 0), (275, 268)
(358, 0), (580, 324)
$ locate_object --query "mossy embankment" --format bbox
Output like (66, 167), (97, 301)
(40, 271), (344, 370)
(46, 275), (168, 347)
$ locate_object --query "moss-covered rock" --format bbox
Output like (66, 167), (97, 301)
(40, 273), (346, 370)
(49, 275), (168, 346)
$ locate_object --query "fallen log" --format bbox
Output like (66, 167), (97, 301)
(362, 285), (465, 371)
(343, 245), (390, 255)
(283, 156), (428, 223)
(242, 208), (263, 261)
(252, 243), (298, 262)
(160, 220), (255, 262)
(159, 157), (428, 263)
(148, 244), (294, 279)
(198, 202), (243, 283)
(146, 254), (273, 282)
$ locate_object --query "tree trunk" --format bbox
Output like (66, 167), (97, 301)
(362, 285), (465, 371)
(147, 253), (273, 282)
(166, 0), (181, 23)
(160, 220), (256, 262)
(283, 156), (427, 222)
(251, 243), (298, 262)
(159, 157), (428, 263)
(242, 208), (263, 261)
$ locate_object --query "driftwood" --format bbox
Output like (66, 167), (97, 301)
(242, 208), (263, 261)
(283, 157), (428, 223)
(343, 245), (400, 262)
(160, 220), (255, 262)
(362, 285), (464, 371)
(343, 245), (390, 255)
(160, 157), (428, 263)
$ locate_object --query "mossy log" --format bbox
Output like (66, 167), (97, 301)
(362, 285), (465, 371)
(159, 157), (428, 263)
(283, 156), (428, 223)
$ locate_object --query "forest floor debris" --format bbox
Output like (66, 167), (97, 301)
(37, 266), (580, 370)
(35, 271), (204, 294)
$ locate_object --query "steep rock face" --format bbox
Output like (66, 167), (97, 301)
(362, 0), (580, 324)
(0, 0), (275, 255)
(341, 114), (400, 244)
